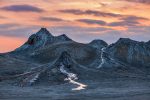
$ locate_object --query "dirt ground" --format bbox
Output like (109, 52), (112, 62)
(0, 78), (150, 100)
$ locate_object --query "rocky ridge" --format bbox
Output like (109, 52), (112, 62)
(0, 28), (150, 86)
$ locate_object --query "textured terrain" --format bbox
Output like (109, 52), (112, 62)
(0, 28), (150, 100)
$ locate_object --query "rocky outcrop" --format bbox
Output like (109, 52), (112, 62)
(15, 51), (75, 86)
(15, 28), (72, 52)
(106, 38), (150, 67)
(55, 51), (73, 67)
(56, 34), (72, 41)
(89, 39), (108, 50)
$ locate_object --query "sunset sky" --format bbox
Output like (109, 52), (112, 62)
(0, 0), (150, 53)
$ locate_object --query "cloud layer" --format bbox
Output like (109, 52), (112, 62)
(123, 0), (150, 4)
(39, 17), (65, 22)
(58, 9), (123, 18)
(0, 4), (44, 12)
(0, 0), (150, 52)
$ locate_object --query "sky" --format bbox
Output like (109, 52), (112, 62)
(0, 0), (150, 53)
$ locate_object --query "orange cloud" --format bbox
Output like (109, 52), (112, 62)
(0, 0), (150, 52)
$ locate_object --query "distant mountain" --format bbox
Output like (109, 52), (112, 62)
(0, 28), (150, 86)
(106, 38), (150, 67)
(15, 28), (72, 52)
